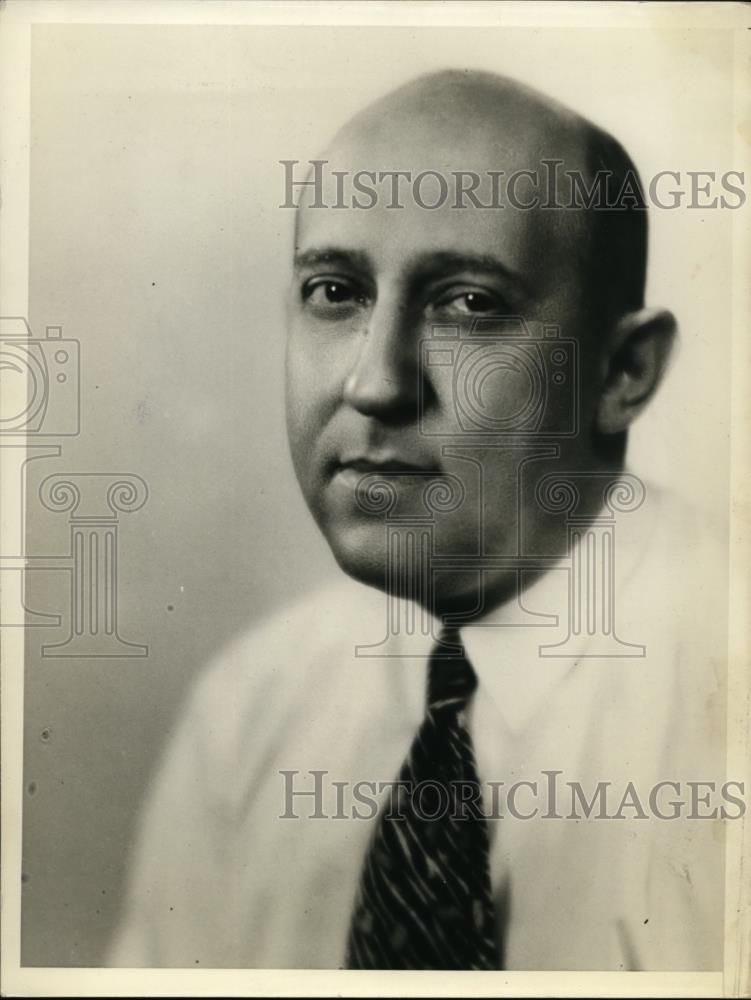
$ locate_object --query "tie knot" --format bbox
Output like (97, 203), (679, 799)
(427, 629), (478, 711)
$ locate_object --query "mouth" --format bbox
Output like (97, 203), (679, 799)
(330, 455), (443, 494)
(335, 456), (442, 478)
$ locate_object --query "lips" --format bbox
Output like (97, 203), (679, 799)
(329, 455), (443, 497)
(336, 456), (441, 477)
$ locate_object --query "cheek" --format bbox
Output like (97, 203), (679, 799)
(284, 329), (339, 479)
(285, 337), (315, 456)
(427, 344), (561, 435)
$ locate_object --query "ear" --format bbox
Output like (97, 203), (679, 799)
(596, 308), (677, 435)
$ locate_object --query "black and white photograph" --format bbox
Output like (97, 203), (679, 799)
(1, 2), (749, 996)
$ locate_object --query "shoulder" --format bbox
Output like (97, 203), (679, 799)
(620, 478), (727, 603)
(201, 574), (382, 689)
(609, 479), (727, 692)
(619, 480), (727, 746)
(620, 477), (724, 548)
(650, 482), (726, 555)
(176, 574), (384, 761)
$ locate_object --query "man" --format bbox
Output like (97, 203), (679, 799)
(109, 70), (726, 971)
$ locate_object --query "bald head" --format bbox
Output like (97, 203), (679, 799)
(333, 69), (591, 160)
(302, 68), (647, 327)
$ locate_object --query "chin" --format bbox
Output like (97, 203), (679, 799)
(322, 521), (389, 592)
(320, 520), (465, 612)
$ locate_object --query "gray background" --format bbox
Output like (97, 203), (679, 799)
(21, 24), (733, 965)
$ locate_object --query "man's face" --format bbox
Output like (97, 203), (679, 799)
(285, 109), (606, 611)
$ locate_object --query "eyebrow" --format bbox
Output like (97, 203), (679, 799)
(293, 246), (529, 296)
(294, 247), (373, 272)
(415, 251), (528, 292)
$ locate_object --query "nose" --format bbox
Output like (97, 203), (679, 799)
(342, 298), (422, 423)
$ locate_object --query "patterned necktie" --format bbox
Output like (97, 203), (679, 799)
(345, 629), (500, 970)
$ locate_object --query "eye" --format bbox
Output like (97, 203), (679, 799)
(433, 287), (506, 317)
(453, 291), (497, 314)
(302, 277), (367, 311)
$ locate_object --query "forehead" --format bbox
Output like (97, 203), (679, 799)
(295, 108), (593, 302)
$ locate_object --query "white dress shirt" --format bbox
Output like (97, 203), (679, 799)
(109, 482), (727, 970)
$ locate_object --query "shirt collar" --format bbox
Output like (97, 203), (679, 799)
(460, 558), (577, 734)
(384, 557), (579, 735)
